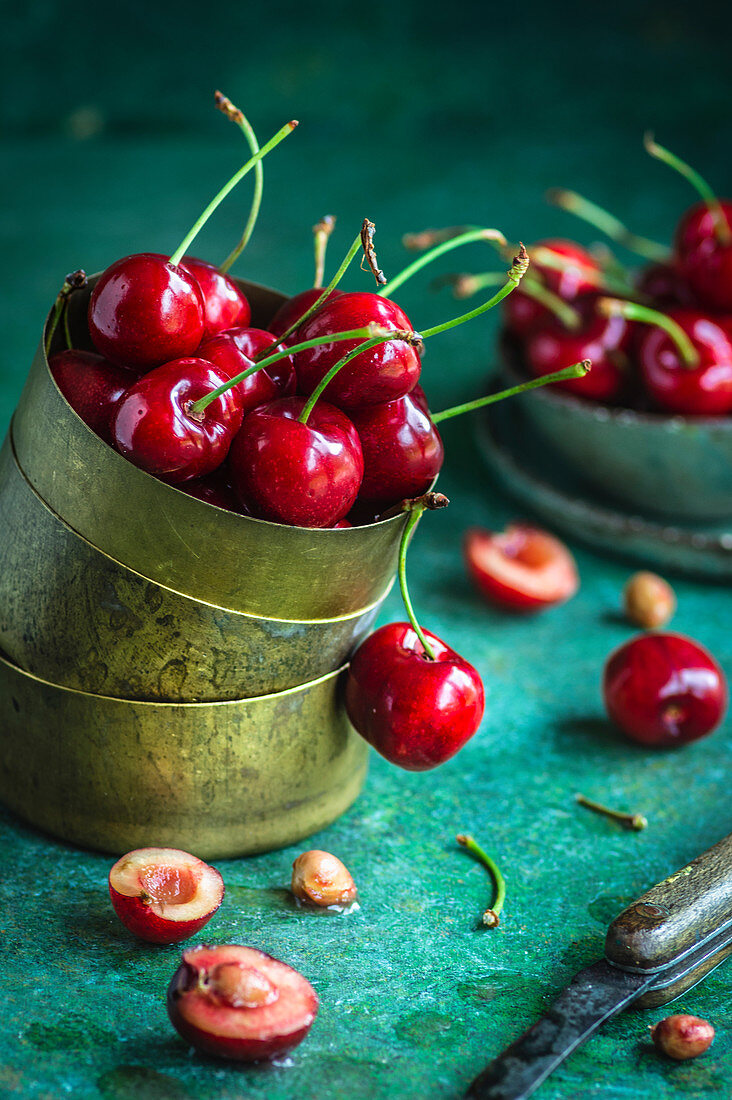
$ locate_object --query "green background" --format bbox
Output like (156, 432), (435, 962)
(2, 2), (732, 1097)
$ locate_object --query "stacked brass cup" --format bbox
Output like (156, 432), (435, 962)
(0, 280), (414, 857)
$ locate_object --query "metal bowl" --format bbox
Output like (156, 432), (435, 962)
(500, 333), (732, 522)
(0, 652), (367, 858)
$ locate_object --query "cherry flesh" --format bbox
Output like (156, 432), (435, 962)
(167, 944), (318, 1061)
(180, 256), (251, 338)
(350, 391), (444, 507)
(89, 253), (205, 370)
(603, 632), (727, 747)
(637, 309), (732, 415)
(525, 295), (629, 402)
(108, 847), (224, 944)
(464, 524), (579, 612)
(345, 622), (485, 771)
(49, 350), (137, 445)
(267, 287), (342, 340)
(112, 358), (244, 482)
(198, 328), (295, 415)
(228, 396), (363, 527)
(294, 292), (421, 408)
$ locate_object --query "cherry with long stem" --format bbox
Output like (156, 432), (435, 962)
(597, 298), (699, 368)
(456, 833), (506, 929)
(430, 362), (591, 424)
(45, 270), (87, 357)
(215, 92), (263, 272)
(379, 228), (507, 300)
(644, 133), (731, 246)
(438, 270), (581, 331)
(546, 188), (670, 263)
(396, 493), (449, 660)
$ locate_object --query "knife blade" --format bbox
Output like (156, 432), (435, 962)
(466, 830), (732, 1099)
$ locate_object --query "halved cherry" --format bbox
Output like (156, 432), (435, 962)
(167, 944), (318, 1061)
(108, 847), (224, 944)
(464, 524), (579, 612)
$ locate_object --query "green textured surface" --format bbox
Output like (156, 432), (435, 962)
(2, 2), (732, 1097)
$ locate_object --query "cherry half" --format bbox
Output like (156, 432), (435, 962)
(49, 350), (137, 444)
(464, 524), (579, 612)
(108, 848), (224, 944)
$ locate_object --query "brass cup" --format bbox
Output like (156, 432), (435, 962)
(0, 651), (368, 858)
(12, 278), (415, 620)
(0, 434), (383, 701)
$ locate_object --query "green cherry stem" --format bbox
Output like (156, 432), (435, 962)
(597, 297), (699, 368)
(576, 793), (647, 832)
(431, 361), (591, 424)
(441, 270), (581, 330)
(420, 245), (529, 338)
(644, 132), (731, 246)
(215, 92), (264, 273)
(169, 119), (298, 268)
(313, 215), (336, 288)
(44, 269), (87, 358)
(396, 493), (449, 660)
(530, 245), (633, 296)
(456, 833), (506, 928)
(379, 228), (507, 299)
(546, 188), (670, 263)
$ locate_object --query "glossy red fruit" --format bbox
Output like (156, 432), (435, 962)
(180, 256), (251, 338)
(198, 329), (295, 415)
(464, 525), (579, 612)
(112, 358), (244, 482)
(675, 202), (732, 313)
(294, 292), (421, 408)
(49, 350), (137, 444)
(229, 396), (363, 527)
(603, 632), (728, 747)
(503, 239), (603, 336)
(167, 944), (318, 1061)
(267, 287), (342, 340)
(89, 253), (205, 369)
(108, 848), (224, 944)
(636, 263), (696, 309)
(177, 468), (245, 512)
(350, 391), (444, 507)
(345, 622), (485, 770)
(637, 309), (732, 415)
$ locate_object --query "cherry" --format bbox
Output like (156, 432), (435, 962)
(603, 632), (727, 747)
(198, 328), (295, 414)
(635, 308), (732, 415)
(112, 358), (244, 482)
(503, 238), (603, 336)
(108, 848), (224, 944)
(89, 253), (206, 370)
(464, 524), (579, 612)
(177, 468), (245, 512)
(290, 850), (358, 908)
(228, 395), (363, 527)
(525, 295), (629, 401)
(294, 292), (421, 408)
(167, 944), (318, 1061)
(350, 390), (444, 507)
(49, 349), (137, 444)
(180, 255), (251, 337)
(267, 287), (342, 340)
(636, 262), (697, 309)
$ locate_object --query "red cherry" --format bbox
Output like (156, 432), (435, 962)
(464, 524), (579, 612)
(177, 468), (245, 512)
(636, 263), (697, 309)
(112, 358), (244, 482)
(49, 350), (137, 444)
(228, 396), (364, 527)
(503, 239), (602, 336)
(345, 622), (484, 770)
(267, 287), (342, 340)
(350, 391), (443, 507)
(294, 292), (421, 408)
(180, 256), (251, 337)
(223, 327), (297, 395)
(89, 253), (205, 369)
(674, 202), (732, 313)
(637, 309), (732, 415)
(603, 632), (727, 747)
(197, 329), (295, 415)
(675, 200), (732, 256)
(525, 295), (629, 402)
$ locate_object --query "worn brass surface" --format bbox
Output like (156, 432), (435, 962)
(0, 653), (368, 858)
(0, 434), (384, 701)
(12, 278), (414, 619)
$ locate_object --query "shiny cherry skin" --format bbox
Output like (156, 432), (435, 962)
(267, 287), (342, 340)
(636, 263), (697, 309)
(603, 632), (727, 747)
(525, 295), (629, 401)
(294, 292), (421, 408)
(675, 202), (732, 313)
(503, 238), (603, 336)
(464, 524), (579, 612)
(113, 358), (244, 482)
(180, 256), (251, 338)
(228, 396), (363, 527)
(345, 622), (484, 771)
(350, 391), (443, 507)
(176, 467), (246, 512)
(222, 327), (297, 395)
(49, 350), (137, 445)
(637, 309), (732, 415)
(89, 253), (205, 370)
(198, 329), (295, 416)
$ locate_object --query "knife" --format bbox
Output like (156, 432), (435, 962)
(465, 831), (732, 1099)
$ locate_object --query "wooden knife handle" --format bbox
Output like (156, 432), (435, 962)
(605, 831), (732, 973)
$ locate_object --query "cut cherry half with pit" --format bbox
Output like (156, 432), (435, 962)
(108, 847), (224, 944)
(167, 944), (318, 1061)
(464, 524), (579, 612)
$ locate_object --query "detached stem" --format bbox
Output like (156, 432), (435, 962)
(313, 215), (336, 288)
(456, 833), (506, 928)
(576, 794), (647, 832)
(546, 188), (670, 263)
(379, 228), (507, 299)
(431, 361), (592, 424)
(215, 92), (264, 273)
(420, 245), (529, 339)
(443, 271), (580, 330)
(644, 132), (731, 246)
(597, 297), (699, 368)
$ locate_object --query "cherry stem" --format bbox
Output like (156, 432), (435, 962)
(440, 271), (581, 330)
(576, 793), (647, 832)
(546, 188), (670, 263)
(597, 297), (699, 368)
(379, 228), (507, 300)
(431, 361), (592, 424)
(215, 93), (264, 273)
(530, 244), (633, 296)
(644, 133), (731, 247)
(456, 833), (506, 928)
(313, 215), (336, 288)
(169, 119), (298, 268)
(44, 269), (87, 358)
(420, 245), (529, 339)
(396, 494), (449, 661)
